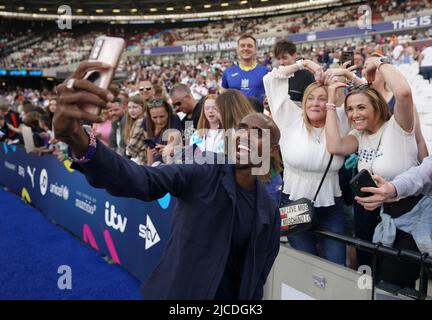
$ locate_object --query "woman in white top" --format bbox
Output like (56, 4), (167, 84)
(325, 56), (422, 288)
(189, 94), (225, 154)
(264, 59), (350, 265)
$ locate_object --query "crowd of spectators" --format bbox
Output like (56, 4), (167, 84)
(1, 0), (431, 69)
(0, 17), (431, 296)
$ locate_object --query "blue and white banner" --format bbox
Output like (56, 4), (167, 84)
(0, 143), (175, 282)
(140, 15), (432, 56)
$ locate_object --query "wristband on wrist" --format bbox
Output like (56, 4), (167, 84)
(68, 126), (97, 164)
(326, 103), (336, 111)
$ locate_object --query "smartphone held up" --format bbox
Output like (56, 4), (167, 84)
(83, 36), (125, 116)
(341, 51), (354, 68)
(350, 169), (378, 198)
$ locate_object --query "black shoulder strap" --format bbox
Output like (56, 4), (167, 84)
(313, 155), (334, 203)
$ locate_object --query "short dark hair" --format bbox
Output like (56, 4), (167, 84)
(109, 84), (120, 97)
(273, 39), (296, 57)
(39, 114), (51, 128)
(237, 33), (257, 47)
(170, 83), (191, 97)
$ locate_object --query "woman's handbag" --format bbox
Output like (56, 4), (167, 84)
(280, 155), (334, 236)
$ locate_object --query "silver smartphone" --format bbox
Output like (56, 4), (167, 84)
(83, 36), (125, 115)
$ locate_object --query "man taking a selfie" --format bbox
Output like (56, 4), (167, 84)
(53, 61), (281, 300)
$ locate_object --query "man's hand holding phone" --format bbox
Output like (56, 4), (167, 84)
(53, 61), (114, 156)
(53, 36), (124, 157)
(354, 174), (398, 211)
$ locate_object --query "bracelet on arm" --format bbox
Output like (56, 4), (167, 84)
(325, 103), (336, 111)
(68, 126), (98, 164)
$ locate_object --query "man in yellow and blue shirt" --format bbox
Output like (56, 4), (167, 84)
(222, 34), (268, 105)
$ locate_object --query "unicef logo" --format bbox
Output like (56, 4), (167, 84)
(62, 186), (69, 201)
(39, 169), (48, 196)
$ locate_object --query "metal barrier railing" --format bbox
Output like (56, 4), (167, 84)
(310, 228), (431, 300)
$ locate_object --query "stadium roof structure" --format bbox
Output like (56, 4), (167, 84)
(0, 0), (363, 22)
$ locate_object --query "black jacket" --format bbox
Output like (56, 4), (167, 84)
(75, 142), (280, 299)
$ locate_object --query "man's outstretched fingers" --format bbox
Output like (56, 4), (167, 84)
(60, 106), (104, 123)
(72, 61), (111, 79)
(59, 91), (108, 109)
(72, 79), (113, 102)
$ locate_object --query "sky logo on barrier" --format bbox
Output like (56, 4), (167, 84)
(157, 193), (171, 209)
(39, 169), (48, 196)
(105, 202), (127, 233)
(138, 215), (160, 250)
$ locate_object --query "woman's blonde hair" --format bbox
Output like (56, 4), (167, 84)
(301, 82), (328, 133)
(216, 89), (255, 130)
(124, 94), (146, 144)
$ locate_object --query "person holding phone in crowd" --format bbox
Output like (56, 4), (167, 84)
(355, 155), (432, 209)
(143, 99), (182, 166)
(324, 56), (430, 288)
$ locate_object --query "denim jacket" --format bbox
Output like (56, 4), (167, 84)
(373, 196), (432, 255)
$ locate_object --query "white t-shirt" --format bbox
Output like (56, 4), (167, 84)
(189, 129), (225, 154)
(392, 44), (404, 61)
(190, 83), (209, 100)
(349, 116), (418, 181)
(421, 46), (432, 67)
(264, 71), (350, 207)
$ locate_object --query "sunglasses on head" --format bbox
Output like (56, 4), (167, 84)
(348, 83), (370, 92)
(147, 99), (165, 108)
(139, 87), (153, 92)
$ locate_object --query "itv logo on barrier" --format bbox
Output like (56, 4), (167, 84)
(138, 215), (160, 250)
(104, 202), (127, 233)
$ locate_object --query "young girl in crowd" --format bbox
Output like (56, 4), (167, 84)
(189, 94), (224, 154)
(124, 95), (147, 165)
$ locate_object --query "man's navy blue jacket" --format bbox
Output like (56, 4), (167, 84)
(75, 142), (280, 299)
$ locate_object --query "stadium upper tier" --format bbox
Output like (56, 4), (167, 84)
(0, 0), (431, 69)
